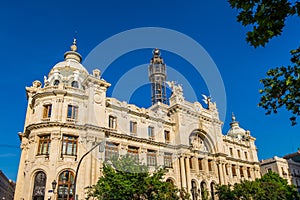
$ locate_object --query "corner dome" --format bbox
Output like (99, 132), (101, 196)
(48, 39), (89, 77)
(227, 113), (246, 138)
(49, 60), (88, 76)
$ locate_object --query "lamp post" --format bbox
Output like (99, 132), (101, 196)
(73, 141), (105, 200)
(52, 180), (57, 200)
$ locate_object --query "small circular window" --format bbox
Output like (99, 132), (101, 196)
(53, 80), (60, 86)
(71, 81), (79, 88)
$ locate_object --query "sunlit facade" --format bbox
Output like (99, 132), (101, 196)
(15, 41), (260, 200)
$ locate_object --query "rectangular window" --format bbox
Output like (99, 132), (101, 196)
(189, 158), (193, 169)
(61, 135), (78, 156)
(127, 146), (139, 161)
(67, 105), (78, 120)
(164, 130), (170, 143)
(267, 168), (272, 172)
(282, 167), (287, 176)
(232, 165), (237, 176)
(164, 153), (173, 168)
(229, 148), (233, 156)
(237, 150), (241, 158)
(208, 160), (213, 171)
(244, 152), (248, 159)
(148, 126), (154, 140)
(130, 121), (137, 134)
(198, 158), (203, 170)
(43, 104), (52, 119)
(225, 164), (229, 175)
(38, 135), (51, 155)
(247, 167), (251, 178)
(105, 143), (119, 161)
(147, 150), (157, 166)
(240, 166), (244, 177)
(109, 116), (117, 129)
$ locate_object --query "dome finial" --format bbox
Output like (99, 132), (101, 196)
(70, 38), (77, 52)
(153, 48), (160, 57)
(232, 112), (236, 122)
(64, 37), (82, 63)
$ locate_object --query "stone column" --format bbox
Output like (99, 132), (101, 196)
(228, 164), (232, 178)
(203, 157), (209, 173)
(55, 93), (66, 122)
(185, 157), (191, 191)
(222, 164), (227, 184)
(180, 156), (187, 189)
(217, 163), (224, 184)
(83, 137), (93, 196)
(236, 164), (240, 179)
(194, 157), (199, 173)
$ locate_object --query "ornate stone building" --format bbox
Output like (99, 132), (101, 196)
(261, 150), (300, 193)
(15, 40), (260, 200)
(0, 170), (15, 200)
(284, 150), (300, 192)
(260, 156), (291, 184)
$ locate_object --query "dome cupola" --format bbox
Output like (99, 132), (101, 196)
(64, 38), (82, 62)
(227, 113), (247, 140)
(45, 39), (89, 88)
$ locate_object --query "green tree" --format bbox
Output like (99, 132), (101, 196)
(216, 185), (235, 200)
(86, 155), (189, 200)
(233, 180), (264, 200)
(259, 171), (300, 200)
(228, 0), (300, 125)
(216, 171), (300, 200)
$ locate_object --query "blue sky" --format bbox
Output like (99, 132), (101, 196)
(0, 0), (299, 181)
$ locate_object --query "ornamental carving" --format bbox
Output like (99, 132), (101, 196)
(190, 134), (208, 152)
(94, 93), (102, 104)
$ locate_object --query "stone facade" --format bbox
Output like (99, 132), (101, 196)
(15, 40), (260, 200)
(284, 150), (300, 192)
(0, 170), (15, 200)
(260, 156), (291, 184)
(260, 151), (300, 193)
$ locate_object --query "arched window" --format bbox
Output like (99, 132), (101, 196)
(53, 79), (60, 86)
(191, 180), (198, 200)
(166, 178), (174, 185)
(32, 171), (47, 200)
(211, 182), (216, 200)
(189, 131), (209, 152)
(200, 181), (207, 200)
(71, 81), (79, 88)
(57, 170), (74, 200)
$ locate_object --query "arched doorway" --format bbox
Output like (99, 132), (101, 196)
(32, 171), (47, 200)
(57, 170), (74, 200)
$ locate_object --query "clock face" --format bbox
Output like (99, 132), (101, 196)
(94, 93), (102, 104)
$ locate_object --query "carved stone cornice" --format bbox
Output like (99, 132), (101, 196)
(214, 152), (228, 157)
(82, 75), (111, 89)
(226, 157), (260, 165)
(31, 88), (89, 102)
(105, 130), (168, 147)
(24, 122), (111, 138)
(223, 138), (250, 148)
(168, 104), (223, 126)
(106, 103), (174, 126)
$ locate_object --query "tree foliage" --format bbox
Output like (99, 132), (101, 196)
(86, 155), (189, 200)
(216, 171), (300, 200)
(228, 0), (300, 125)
